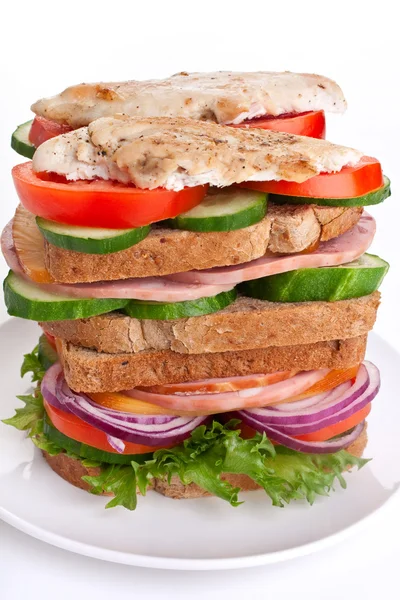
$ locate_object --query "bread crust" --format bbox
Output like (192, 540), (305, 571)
(42, 205), (362, 283)
(58, 335), (367, 393)
(42, 424), (368, 500)
(42, 293), (379, 355)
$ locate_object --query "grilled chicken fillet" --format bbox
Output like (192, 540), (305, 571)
(31, 71), (346, 129)
(32, 115), (362, 191)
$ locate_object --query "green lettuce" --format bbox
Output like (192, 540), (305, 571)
(2, 345), (61, 455)
(3, 344), (370, 511)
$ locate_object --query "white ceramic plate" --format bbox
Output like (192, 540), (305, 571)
(0, 318), (399, 570)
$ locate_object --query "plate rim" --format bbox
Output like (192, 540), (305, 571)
(1, 489), (399, 570)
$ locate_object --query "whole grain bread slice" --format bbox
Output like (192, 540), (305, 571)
(58, 335), (367, 393)
(42, 423), (368, 499)
(42, 292), (380, 355)
(43, 204), (362, 283)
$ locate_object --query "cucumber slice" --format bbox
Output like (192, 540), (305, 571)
(3, 271), (128, 321)
(269, 176), (391, 207)
(36, 217), (150, 254)
(11, 120), (35, 159)
(43, 418), (153, 465)
(38, 334), (58, 371)
(123, 289), (237, 319)
(169, 188), (267, 231)
(239, 254), (389, 302)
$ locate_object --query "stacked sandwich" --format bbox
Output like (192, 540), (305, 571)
(2, 72), (390, 510)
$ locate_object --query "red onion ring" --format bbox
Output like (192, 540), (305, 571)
(240, 421), (366, 454)
(234, 362), (379, 450)
(266, 381), (352, 413)
(42, 364), (208, 446)
(106, 435), (126, 453)
(240, 364), (371, 427)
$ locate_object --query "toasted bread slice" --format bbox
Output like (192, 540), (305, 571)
(42, 293), (379, 355)
(58, 336), (367, 393)
(42, 424), (367, 499)
(43, 204), (362, 283)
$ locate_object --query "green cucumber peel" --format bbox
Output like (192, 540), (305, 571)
(38, 334), (58, 371)
(169, 188), (268, 232)
(11, 120), (35, 159)
(36, 217), (150, 254)
(239, 253), (389, 302)
(3, 271), (128, 321)
(123, 289), (237, 320)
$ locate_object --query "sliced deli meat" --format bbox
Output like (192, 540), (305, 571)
(31, 71), (346, 129)
(167, 212), (376, 285)
(27, 276), (236, 303)
(141, 371), (297, 394)
(32, 115), (363, 191)
(1, 221), (22, 275)
(124, 370), (329, 414)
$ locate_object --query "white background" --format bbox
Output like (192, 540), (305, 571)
(0, 0), (399, 597)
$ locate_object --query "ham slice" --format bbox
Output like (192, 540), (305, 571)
(124, 370), (329, 414)
(142, 371), (297, 394)
(1, 221), (23, 275)
(166, 212), (376, 285)
(37, 277), (235, 303)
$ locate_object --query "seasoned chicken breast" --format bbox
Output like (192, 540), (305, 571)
(31, 71), (346, 129)
(32, 116), (362, 191)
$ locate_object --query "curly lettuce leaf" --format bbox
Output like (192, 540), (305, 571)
(3, 345), (67, 456)
(20, 344), (45, 381)
(81, 421), (368, 511)
(83, 464), (138, 510)
(136, 421), (369, 508)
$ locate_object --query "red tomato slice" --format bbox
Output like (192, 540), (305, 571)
(238, 422), (262, 440)
(43, 398), (167, 454)
(141, 371), (297, 395)
(241, 156), (384, 199)
(12, 163), (207, 229)
(29, 116), (72, 147)
(296, 404), (371, 442)
(232, 110), (326, 139)
(43, 330), (57, 350)
(29, 112), (325, 151)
